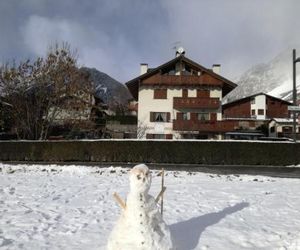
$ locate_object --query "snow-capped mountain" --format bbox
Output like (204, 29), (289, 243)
(225, 48), (300, 103)
(81, 67), (132, 106)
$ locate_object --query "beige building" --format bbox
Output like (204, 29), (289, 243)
(126, 49), (237, 139)
(268, 118), (300, 139)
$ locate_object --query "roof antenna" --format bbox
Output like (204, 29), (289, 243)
(172, 41), (185, 57)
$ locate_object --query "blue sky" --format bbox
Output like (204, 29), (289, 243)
(0, 0), (300, 82)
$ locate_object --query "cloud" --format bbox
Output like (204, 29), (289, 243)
(20, 15), (140, 81)
(1, 0), (300, 83)
(161, 0), (300, 79)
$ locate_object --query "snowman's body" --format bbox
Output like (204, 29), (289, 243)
(107, 164), (173, 250)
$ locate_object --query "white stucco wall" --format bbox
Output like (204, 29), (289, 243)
(251, 94), (266, 120)
(188, 89), (197, 97)
(138, 87), (182, 138)
(138, 86), (223, 139)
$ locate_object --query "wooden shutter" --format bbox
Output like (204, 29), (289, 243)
(191, 112), (197, 121)
(197, 89), (210, 98)
(167, 112), (171, 122)
(146, 134), (154, 139)
(150, 112), (155, 122)
(154, 89), (167, 99)
(211, 113), (217, 121)
(166, 134), (173, 139)
(177, 112), (183, 120)
(182, 89), (188, 98)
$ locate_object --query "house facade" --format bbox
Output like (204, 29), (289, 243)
(222, 93), (293, 138)
(223, 93), (291, 120)
(126, 49), (237, 139)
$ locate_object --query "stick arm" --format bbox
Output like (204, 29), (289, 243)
(113, 192), (126, 210)
(155, 186), (166, 203)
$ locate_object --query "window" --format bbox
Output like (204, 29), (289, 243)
(150, 112), (170, 122)
(154, 89), (167, 99)
(155, 113), (166, 122)
(258, 109), (264, 115)
(282, 126), (292, 133)
(197, 112), (209, 121)
(251, 98), (255, 104)
(153, 134), (165, 139)
(270, 126), (275, 133)
(183, 112), (190, 120)
(251, 109), (256, 115)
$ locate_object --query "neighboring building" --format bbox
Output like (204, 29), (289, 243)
(127, 99), (138, 116)
(268, 118), (300, 139)
(222, 92), (294, 138)
(125, 49), (237, 139)
(223, 93), (291, 120)
(50, 91), (95, 127)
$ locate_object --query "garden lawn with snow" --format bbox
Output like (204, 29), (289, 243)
(0, 163), (300, 250)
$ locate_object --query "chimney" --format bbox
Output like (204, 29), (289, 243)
(212, 64), (221, 74)
(140, 63), (148, 75)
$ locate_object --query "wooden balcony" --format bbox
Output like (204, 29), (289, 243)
(142, 74), (223, 86)
(173, 97), (220, 109)
(173, 120), (237, 132)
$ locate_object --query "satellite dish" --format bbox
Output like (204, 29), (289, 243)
(176, 47), (185, 57)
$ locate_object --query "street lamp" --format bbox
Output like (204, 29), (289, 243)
(292, 49), (300, 142)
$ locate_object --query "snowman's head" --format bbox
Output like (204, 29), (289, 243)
(129, 164), (152, 194)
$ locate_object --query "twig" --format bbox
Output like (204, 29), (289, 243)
(113, 192), (126, 210)
(155, 186), (166, 203)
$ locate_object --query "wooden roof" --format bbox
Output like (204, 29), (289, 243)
(125, 55), (237, 100)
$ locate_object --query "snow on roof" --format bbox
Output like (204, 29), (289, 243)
(271, 118), (299, 123)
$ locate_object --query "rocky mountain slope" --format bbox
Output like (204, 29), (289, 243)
(225, 48), (300, 103)
(81, 67), (132, 106)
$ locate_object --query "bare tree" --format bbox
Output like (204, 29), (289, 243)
(137, 120), (150, 139)
(0, 43), (94, 140)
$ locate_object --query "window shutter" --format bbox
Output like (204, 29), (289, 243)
(191, 112), (197, 121)
(150, 112), (155, 122)
(177, 112), (183, 120)
(146, 134), (154, 139)
(166, 134), (173, 139)
(182, 89), (188, 98)
(211, 113), (217, 121)
(154, 89), (167, 99)
(197, 89), (210, 98)
(167, 112), (171, 122)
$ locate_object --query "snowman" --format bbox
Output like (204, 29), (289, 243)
(107, 164), (174, 250)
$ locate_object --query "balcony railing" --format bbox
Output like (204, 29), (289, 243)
(173, 119), (237, 132)
(173, 97), (220, 109)
(142, 75), (223, 86)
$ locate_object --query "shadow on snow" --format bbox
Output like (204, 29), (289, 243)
(169, 202), (249, 250)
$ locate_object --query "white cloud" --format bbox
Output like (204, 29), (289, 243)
(21, 15), (99, 56)
(20, 15), (140, 81)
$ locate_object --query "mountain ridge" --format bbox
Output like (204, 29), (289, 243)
(81, 67), (132, 106)
(224, 48), (300, 104)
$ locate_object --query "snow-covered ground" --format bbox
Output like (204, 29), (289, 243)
(1, 163), (300, 250)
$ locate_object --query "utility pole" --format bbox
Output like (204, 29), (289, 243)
(292, 49), (300, 142)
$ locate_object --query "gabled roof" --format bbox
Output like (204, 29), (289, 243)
(125, 55), (237, 100)
(223, 92), (292, 107)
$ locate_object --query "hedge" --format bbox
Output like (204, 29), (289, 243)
(0, 140), (299, 166)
